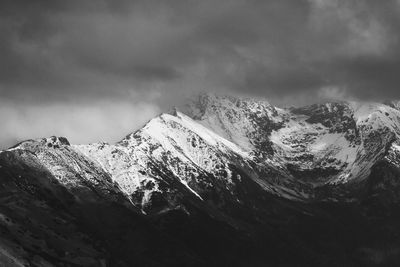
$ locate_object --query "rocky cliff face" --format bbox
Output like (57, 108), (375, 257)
(2, 94), (400, 266)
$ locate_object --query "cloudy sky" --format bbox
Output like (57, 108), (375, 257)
(1, 0), (400, 148)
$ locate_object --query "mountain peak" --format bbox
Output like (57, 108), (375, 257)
(7, 136), (70, 151)
(45, 136), (70, 146)
(384, 100), (400, 111)
(181, 92), (273, 119)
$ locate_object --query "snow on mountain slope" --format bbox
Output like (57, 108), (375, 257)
(74, 141), (164, 209)
(0, 137), (203, 266)
(182, 94), (283, 154)
(3, 94), (400, 266)
(182, 95), (361, 184)
(269, 102), (400, 185)
(75, 108), (309, 212)
(385, 100), (400, 111)
(68, 94), (400, 209)
(4, 94), (400, 210)
(7, 136), (127, 202)
(182, 95), (400, 186)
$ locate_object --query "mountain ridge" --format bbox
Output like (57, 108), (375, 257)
(5, 94), (400, 205)
(2, 93), (400, 266)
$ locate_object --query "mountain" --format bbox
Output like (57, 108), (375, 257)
(1, 93), (400, 266)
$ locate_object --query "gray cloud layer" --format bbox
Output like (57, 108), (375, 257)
(1, 0), (400, 147)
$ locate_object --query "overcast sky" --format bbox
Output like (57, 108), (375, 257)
(1, 0), (400, 148)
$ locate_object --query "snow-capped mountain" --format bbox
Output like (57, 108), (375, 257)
(73, 94), (400, 208)
(2, 93), (400, 266)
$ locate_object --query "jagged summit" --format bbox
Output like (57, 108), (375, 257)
(7, 136), (70, 151)
(384, 99), (400, 111)
(181, 92), (274, 119)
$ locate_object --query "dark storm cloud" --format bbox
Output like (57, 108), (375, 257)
(317, 55), (400, 100)
(2, 0), (400, 102)
(220, 0), (400, 102)
(2, 0), (400, 147)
